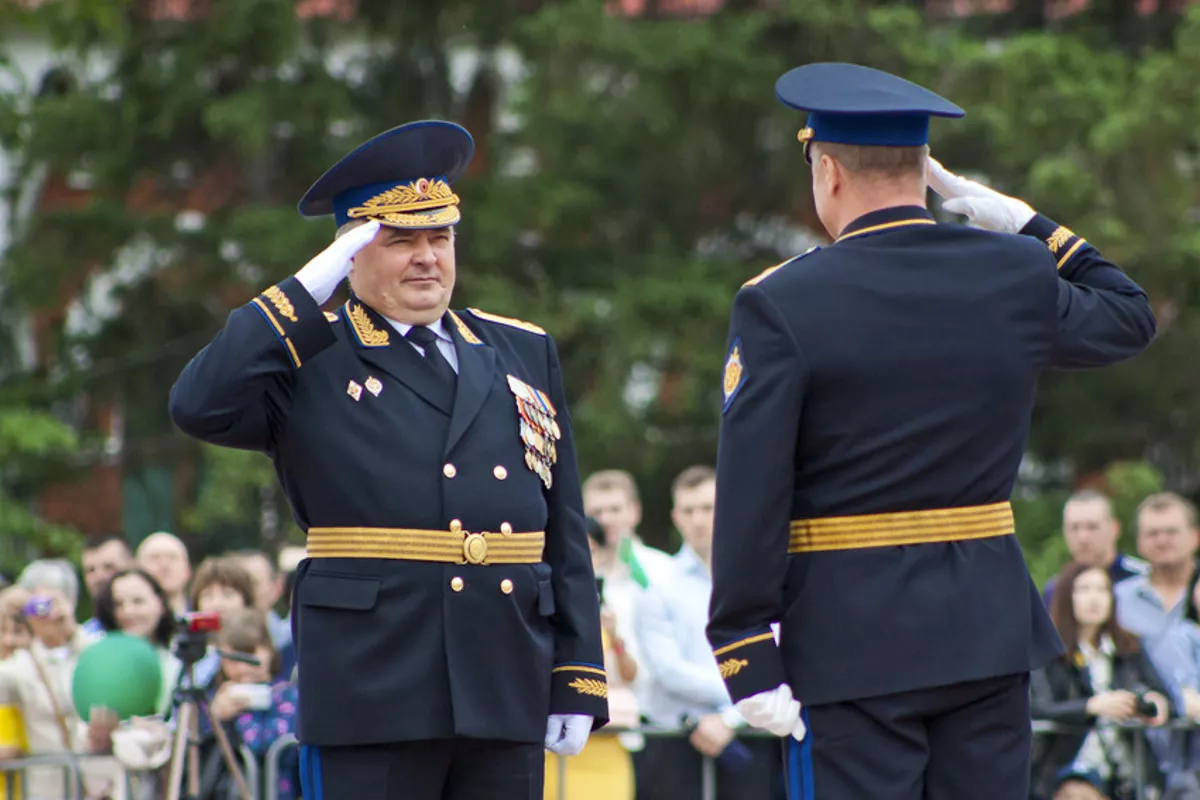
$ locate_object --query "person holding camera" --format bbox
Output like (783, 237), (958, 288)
(206, 608), (299, 800)
(1031, 561), (1173, 800)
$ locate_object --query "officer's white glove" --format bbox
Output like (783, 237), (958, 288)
(735, 683), (807, 740)
(926, 158), (1036, 234)
(294, 219), (381, 304)
(544, 713), (593, 756)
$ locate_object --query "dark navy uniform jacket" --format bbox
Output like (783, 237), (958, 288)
(706, 205), (1157, 708)
(169, 276), (609, 746)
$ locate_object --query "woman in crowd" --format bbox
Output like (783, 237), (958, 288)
(0, 560), (121, 799)
(1031, 561), (1173, 800)
(93, 568), (184, 716)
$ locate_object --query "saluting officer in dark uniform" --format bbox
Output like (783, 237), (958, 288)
(704, 63), (1157, 799)
(169, 120), (609, 800)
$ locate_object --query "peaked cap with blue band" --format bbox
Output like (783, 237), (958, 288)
(775, 63), (964, 161)
(298, 120), (475, 229)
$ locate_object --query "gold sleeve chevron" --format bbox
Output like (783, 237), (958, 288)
(550, 663), (609, 717)
(1044, 225), (1087, 270)
(252, 285), (303, 367)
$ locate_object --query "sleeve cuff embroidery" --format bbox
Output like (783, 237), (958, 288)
(249, 277), (335, 368)
(711, 631), (787, 704)
(552, 663), (609, 699)
(252, 295), (303, 367)
(1021, 214), (1089, 271)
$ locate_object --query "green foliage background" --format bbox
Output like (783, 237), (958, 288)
(0, 0), (1197, 587)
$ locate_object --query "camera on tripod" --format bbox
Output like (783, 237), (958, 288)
(171, 611), (222, 667)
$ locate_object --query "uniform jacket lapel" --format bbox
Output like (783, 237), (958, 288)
(342, 297), (454, 415)
(443, 310), (496, 457)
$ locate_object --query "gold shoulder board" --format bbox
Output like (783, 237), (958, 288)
(466, 308), (546, 336)
(742, 246), (821, 287)
(324, 311), (340, 322)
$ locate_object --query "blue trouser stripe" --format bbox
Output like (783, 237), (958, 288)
(786, 710), (815, 800)
(299, 745), (322, 800)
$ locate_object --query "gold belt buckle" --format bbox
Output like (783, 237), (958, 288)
(450, 519), (489, 565)
(463, 533), (488, 565)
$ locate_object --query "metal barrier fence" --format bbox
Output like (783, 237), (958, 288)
(0, 743), (260, 800)
(1, 721), (1190, 800)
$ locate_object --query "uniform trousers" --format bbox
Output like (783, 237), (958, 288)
(639, 734), (783, 799)
(299, 737), (544, 800)
(785, 672), (1031, 800)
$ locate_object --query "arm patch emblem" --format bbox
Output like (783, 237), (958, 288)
(722, 338), (747, 414)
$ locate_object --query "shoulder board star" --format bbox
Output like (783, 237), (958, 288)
(742, 246), (821, 287)
(466, 308), (546, 335)
(324, 311), (340, 322)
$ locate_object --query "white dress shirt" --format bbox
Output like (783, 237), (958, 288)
(383, 316), (459, 374)
(633, 544), (736, 727)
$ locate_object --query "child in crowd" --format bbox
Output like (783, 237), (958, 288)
(209, 608), (299, 800)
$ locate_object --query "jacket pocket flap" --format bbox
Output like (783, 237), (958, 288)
(301, 572), (380, 611)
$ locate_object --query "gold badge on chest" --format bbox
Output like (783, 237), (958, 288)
(507, 375), (561, 490)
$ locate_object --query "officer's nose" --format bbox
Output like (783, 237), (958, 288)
(411, 234), (437, 266)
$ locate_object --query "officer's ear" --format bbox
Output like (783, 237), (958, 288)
(814, 148), (843, 197)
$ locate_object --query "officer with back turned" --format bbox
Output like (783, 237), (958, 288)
(705, 63), (1156, 799)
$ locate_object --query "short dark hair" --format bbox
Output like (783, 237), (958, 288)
(94, 568), (176, 649)
(812, 142), (928, 181)
(83, 533), (132, 556)
(672, 465), (716, 496)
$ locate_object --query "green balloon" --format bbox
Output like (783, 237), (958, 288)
(72, 632), (163, 721)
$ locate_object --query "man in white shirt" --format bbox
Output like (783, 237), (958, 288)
(634, 466), (781, 799)
(582, 469), (676, 790)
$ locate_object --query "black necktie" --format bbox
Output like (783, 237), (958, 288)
(405, 326), (457, 389)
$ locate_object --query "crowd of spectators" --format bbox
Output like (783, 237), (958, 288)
(1, 474), (1198, 800)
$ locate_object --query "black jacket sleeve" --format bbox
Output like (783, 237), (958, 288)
(168, 277), (336, 452)
(1020, 215), (1157, 370)
(541, 333), (609, 728)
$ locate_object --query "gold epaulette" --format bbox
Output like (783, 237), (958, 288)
(324, 312), (339, 322)
(742, 246), (820, 287)
(743, 263), (785, 287)
(466, 308), (546, 335)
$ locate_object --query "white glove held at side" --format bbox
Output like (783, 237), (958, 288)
(734, 683), (807, 740)
(927, 158), (1036, 235)
(294, 219), (381, 305)
(544, 713), (593, 756)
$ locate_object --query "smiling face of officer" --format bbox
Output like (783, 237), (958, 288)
(348, 224), (457, 326)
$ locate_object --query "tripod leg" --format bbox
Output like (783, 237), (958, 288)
(201, 702), (254, 800)
(188, 707), (201, 799)
(165, 703), (192, 800)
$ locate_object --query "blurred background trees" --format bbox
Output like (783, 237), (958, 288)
(1, 0), (1197, 585)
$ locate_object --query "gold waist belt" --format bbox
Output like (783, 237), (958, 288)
(306, 521), (545, 565)
(788, 501), (1014, 553)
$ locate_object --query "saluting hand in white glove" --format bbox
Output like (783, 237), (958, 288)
(734, 683), (808, 741)
(295, 219), (381, 304)
(926, 158), (1036, 235)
